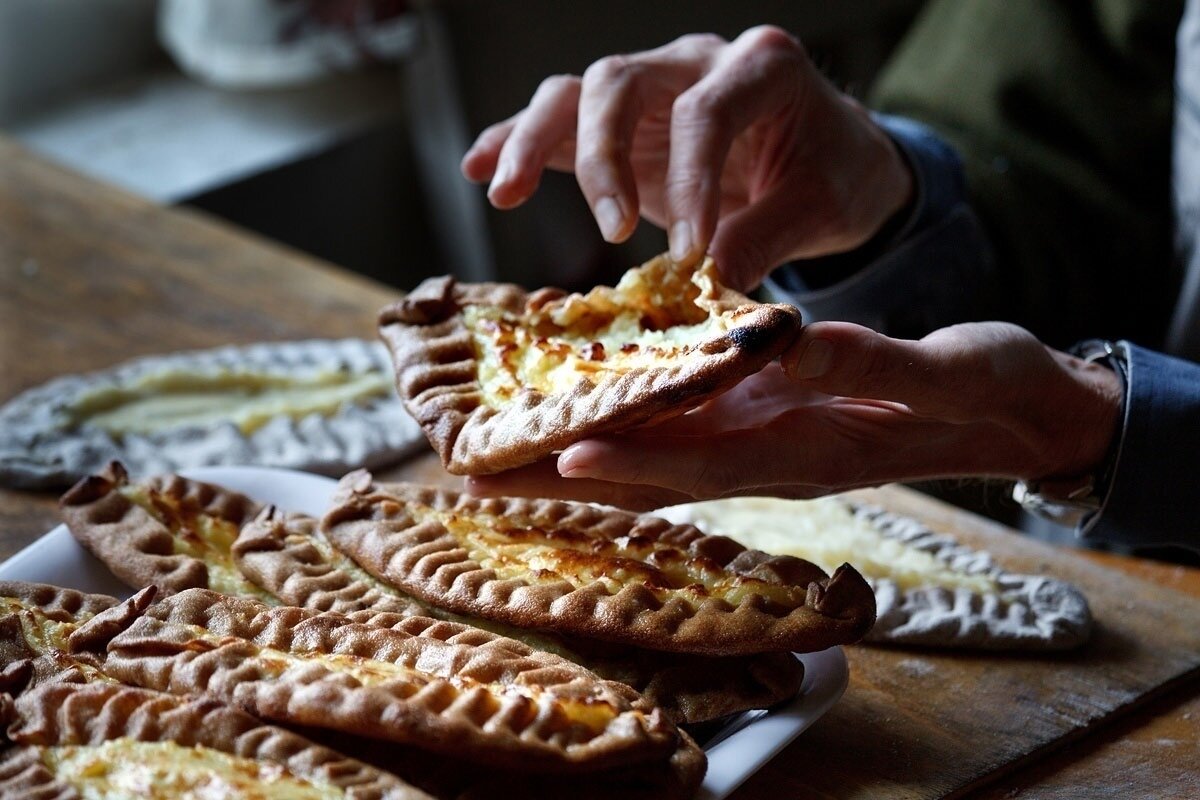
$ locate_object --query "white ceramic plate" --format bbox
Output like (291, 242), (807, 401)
(0, 466), (847, 800)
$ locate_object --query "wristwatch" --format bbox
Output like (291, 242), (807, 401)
(1011, 340), (1128, 528)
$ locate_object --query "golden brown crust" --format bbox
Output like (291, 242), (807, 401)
(236, 506), (803, 723)
(234, 507), (430, 617)
(4, 682), (432, 799)
(100, 589), (679, 773)
(323, 475), (876, 656)
(378, 254), (803, 475)
(59, 463), (263, 595)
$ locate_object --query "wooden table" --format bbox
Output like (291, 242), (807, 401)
(2, 135), (1197, 798)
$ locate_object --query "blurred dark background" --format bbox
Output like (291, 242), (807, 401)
(0, 0), (924, 293)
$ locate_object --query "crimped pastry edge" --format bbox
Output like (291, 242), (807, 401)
(322, 473), (876, 656)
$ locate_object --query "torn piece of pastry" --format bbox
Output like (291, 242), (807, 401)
(655, 496), (1093, 650)
(0, 338), (424, 489)
(323, 472), (876, 656)
(0, 581), (156, 689)
(0, 682), (431, 799)
(379, 254), (802, 475)
(100, 589), (683, 774)
(60, 462), (275, 602)
(237, 506), (804, 724)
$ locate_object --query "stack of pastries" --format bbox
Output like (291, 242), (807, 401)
(0, 461), (875, 799)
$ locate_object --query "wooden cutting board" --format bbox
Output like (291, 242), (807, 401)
(721, 485), (1200, 799)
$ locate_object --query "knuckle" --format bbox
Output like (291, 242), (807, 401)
(741, 25), (804, 58)
(534, 73), (579, 100)
(669, 32), (726, 55)
(583, 54), (634, 85)
(671, 87), (729, 128)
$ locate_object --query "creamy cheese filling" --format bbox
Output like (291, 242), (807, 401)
(464, 257), (735, 406)
(406, 505), (806, 611)
(465, 308), (729, 405)
(120, 486), (277, 604)
(68, 369), (393, 437)
(43, 739), (346, 800)
(656, 497), (999, 594)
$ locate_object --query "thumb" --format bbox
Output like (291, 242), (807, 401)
(780, 321), (1011, 420)
(708, 188), (801, 292)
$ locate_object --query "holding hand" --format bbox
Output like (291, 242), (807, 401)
(461, 26), (913, 291)
(467, 322), (1123, 511)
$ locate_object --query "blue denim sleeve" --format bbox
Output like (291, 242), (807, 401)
(1082, 343), (1200, 551)
(766, 114), (1000, 338)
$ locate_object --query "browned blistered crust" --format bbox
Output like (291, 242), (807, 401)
(234, 506), (430, 617)
(378, 254), (803, 475)
(236, 505), (803, 723)
(0, 682), (432, 799)
(59, 462), (262, 594)
(100, 589), (680, 774)
(323, 474), (876, 657)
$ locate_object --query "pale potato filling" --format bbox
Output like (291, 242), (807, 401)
(68, 369), (393, 436)
(656, 497), (999, 594)
(184, 627), (621, 735)
(408, 505), (807, 611)
(464, 258), (734, 406)
(120, 486), (277, 604)
(43, 739), (345, 800)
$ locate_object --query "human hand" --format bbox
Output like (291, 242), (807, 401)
(466, 322), (1124, 511)
(460, 26), (913, 291)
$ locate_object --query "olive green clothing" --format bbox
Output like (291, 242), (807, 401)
(870, 0), (1184, 348)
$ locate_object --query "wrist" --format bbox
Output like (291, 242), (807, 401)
(1027, 345), (1125, 483)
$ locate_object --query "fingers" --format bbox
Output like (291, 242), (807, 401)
(483, 75), (583, 209)
(781, 321), (1034, 421)
(665, 26), (807, 267)
(461, 118), (515, 184)
(465, 459), (693, 511)
(574, 35), (721, 242)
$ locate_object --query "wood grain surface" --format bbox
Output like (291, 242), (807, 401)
(0, 134), (1197, 799)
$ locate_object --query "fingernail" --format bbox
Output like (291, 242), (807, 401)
(595, 196), (625, 242)
(489, 160), (514, 195)
(793, 339), (834, 380)
(669, 220), (693, 263)
(558, 444), (591, 477)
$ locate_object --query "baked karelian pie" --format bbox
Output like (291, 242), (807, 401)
(100, 589), (680, 773)
(0, 581), (156, 690)
(323, 472), (876, 657)
(0, 682), (431, 799)
(378, 254), (803, 474)
(61, 465), (804, 724)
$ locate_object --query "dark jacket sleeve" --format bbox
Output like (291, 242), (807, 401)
(1084, 343), (1200, 551)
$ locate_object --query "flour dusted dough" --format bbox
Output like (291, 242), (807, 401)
(655, 497), (1092, 651)
(0, 339), (424, 489)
